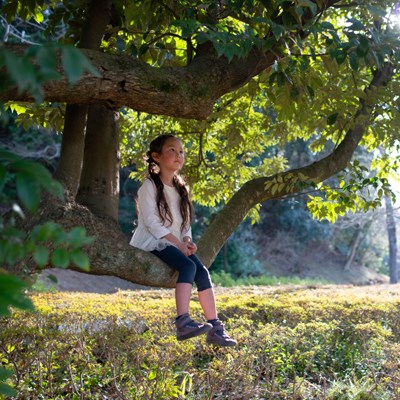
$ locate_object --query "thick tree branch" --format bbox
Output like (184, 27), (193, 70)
(1, 44), (277, 120)
(0, 0), (342, 120)
(27, 198), (178, 288)
(196, 62), (395, 267)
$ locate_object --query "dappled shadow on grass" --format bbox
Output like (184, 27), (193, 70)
(1, 285), (400, 399)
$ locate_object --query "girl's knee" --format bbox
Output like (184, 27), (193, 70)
(195, 266), (212, 291)
(176, 259), (197, 284)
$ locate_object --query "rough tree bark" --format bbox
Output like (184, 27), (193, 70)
(1, 44), (278, 120)
(76, 105), (120, 221)
(54, 104), (88, 196)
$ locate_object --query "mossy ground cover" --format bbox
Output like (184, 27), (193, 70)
(1, 284), (400, 399)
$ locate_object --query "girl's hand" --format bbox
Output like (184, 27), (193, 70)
(177, 241), (192, 256)
(183, 236), (197, 255)
(187, 241), (197, 255)
(162, 233), (192, 256)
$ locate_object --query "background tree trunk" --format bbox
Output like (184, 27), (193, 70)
(76, 105), (120, 221)
(344, 226), (363, 271)
(385, 195), (398, 284)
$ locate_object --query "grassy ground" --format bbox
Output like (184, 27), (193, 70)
(1, 284), (400, 399)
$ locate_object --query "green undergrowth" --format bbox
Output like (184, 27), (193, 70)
(1, 285), (400, 399)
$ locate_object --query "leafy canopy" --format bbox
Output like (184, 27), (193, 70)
(1, 0), (400, 221)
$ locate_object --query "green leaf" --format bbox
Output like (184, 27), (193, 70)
(327, 113), (339, 125)
(69, 227), (93, 247)
(33, 246), (49, 267)
(4, 50), (38, 94)
(51, 248), (69, 268)
(0, 367), (12, 381)
(47, 274), (58, 283)
(62, 46), (85, 85)
(0, 274), (35, 316)
(130, 44), (138, 57)
(0, 381), (17, 397)
(36, 46), (61, 81)
(320, 21), (335, 30)
(2, 2), (18, 22)
(172, 19), (201, 38)
(357, 36), (370, 57)
(306, 85), (314, 98)
(271, 183), (279, 195)
(61, 46), (100, 85)
(276, 72), (286, 87)
(298, 0), (317, 15)
(138, 44), (149, 56)
(367, 5), (387, 17)
(349, 52), (359, 71)
(16, 172), (41, 213)
(31, 222), (57, 242)
(335, 49), (347, 64)
(70, 249), (90, 271)
(271, 23), (286, 39)
(0, 164), (7, 191)
(345, 18), (365, 32)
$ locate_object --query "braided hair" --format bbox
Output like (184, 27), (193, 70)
(146, 134), (192, 233)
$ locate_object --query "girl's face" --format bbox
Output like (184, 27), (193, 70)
(152, 137), (185, 174)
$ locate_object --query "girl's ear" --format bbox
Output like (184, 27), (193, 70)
(151, 151), (160, 162)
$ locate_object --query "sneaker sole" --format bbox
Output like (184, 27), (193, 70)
(206, 340), (237, 347)
(177, 324), (212, 341)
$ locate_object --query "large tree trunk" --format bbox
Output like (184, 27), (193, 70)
(76, 105), (120, 221)
(54, 104), (88, 197)
(54, 0), (112, 197)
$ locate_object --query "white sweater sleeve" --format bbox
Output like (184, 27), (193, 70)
(183, 225), (192, 240)
(138, 179), (171, 239)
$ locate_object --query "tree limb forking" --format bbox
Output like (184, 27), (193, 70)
(196, 62), (395, 267)
(45, 62), (394, 288)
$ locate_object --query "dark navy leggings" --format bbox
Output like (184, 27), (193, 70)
(151, 245), (212, 291)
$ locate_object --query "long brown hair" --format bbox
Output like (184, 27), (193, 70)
(146, 134), (192, 233)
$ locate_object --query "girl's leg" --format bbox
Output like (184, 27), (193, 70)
(198, 288), (217, 320)
(189, 254), (236, 346)
(151, 247), (212, 341)
(152, 246), (197, 316)
(175, 283), (193, 316)
(188, 254), (217, 320)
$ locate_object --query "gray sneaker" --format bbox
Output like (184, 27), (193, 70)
(206, 320), (237, 347)
(175, 313), (212, 341)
